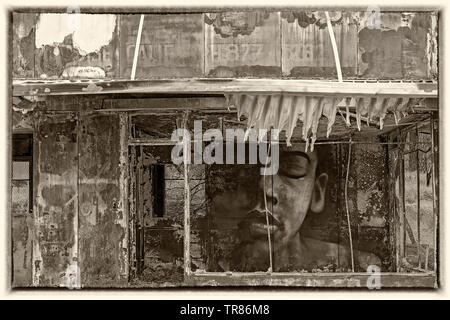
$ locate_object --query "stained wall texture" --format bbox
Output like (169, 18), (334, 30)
(12, 98), (129, 287)
(281, 11), (358, 78)
(12, 11), (438, 80)
(78, 113), (127, 287)
(120, 14), (204, 78)
(33, 113), (79, 286)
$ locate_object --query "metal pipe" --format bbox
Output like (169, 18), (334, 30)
(325, 11), (343, 82)
(131, 15), (145, 80)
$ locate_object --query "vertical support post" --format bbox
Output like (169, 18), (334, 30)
(184, 160), (191, 277)
(128, 145), (137, 280)
(119, 113), (130, 281)
(416, 125), (421, 267)
(32, 127), (40, 286)
(430, 116), (438, 272)
(336, 143), (341, 267)
(399, 130), (406, 266)
(183, 112), (191, 277)
(73, 113), (80, 289)
(136, 145), (144, 275)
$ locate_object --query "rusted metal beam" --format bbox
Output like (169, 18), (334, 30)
(12, 79), (437, 98)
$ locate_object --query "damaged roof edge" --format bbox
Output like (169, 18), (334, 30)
(12, 78), (438, 98)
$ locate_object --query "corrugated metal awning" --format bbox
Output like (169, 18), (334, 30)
(13, 78), (437, 150)
(228, 94), (432, 151)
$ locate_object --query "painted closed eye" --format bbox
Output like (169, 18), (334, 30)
(278, 156), (310, 179)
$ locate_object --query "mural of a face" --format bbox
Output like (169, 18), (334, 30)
(232, 149), (328, 271)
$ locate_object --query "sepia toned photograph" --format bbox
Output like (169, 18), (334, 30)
(9, 5), (439, 290)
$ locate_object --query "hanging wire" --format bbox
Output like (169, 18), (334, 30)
(263, 141), (274, 272)
(345, 137), (355, 272)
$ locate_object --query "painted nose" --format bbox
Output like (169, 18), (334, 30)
(257, 176), (278, 208)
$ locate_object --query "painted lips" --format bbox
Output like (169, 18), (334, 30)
(243, 210), (282, 237)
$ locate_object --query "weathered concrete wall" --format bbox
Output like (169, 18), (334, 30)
(12, 10), (438, 80)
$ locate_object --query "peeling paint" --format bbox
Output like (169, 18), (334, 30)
(280, 11), (351, 29)
(36, 14), (116, 55)
(204, 12), (270, 38)
(12, 11), (437, 80)
(358, 12), (432, 79)
(13, 13), (36, 77)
